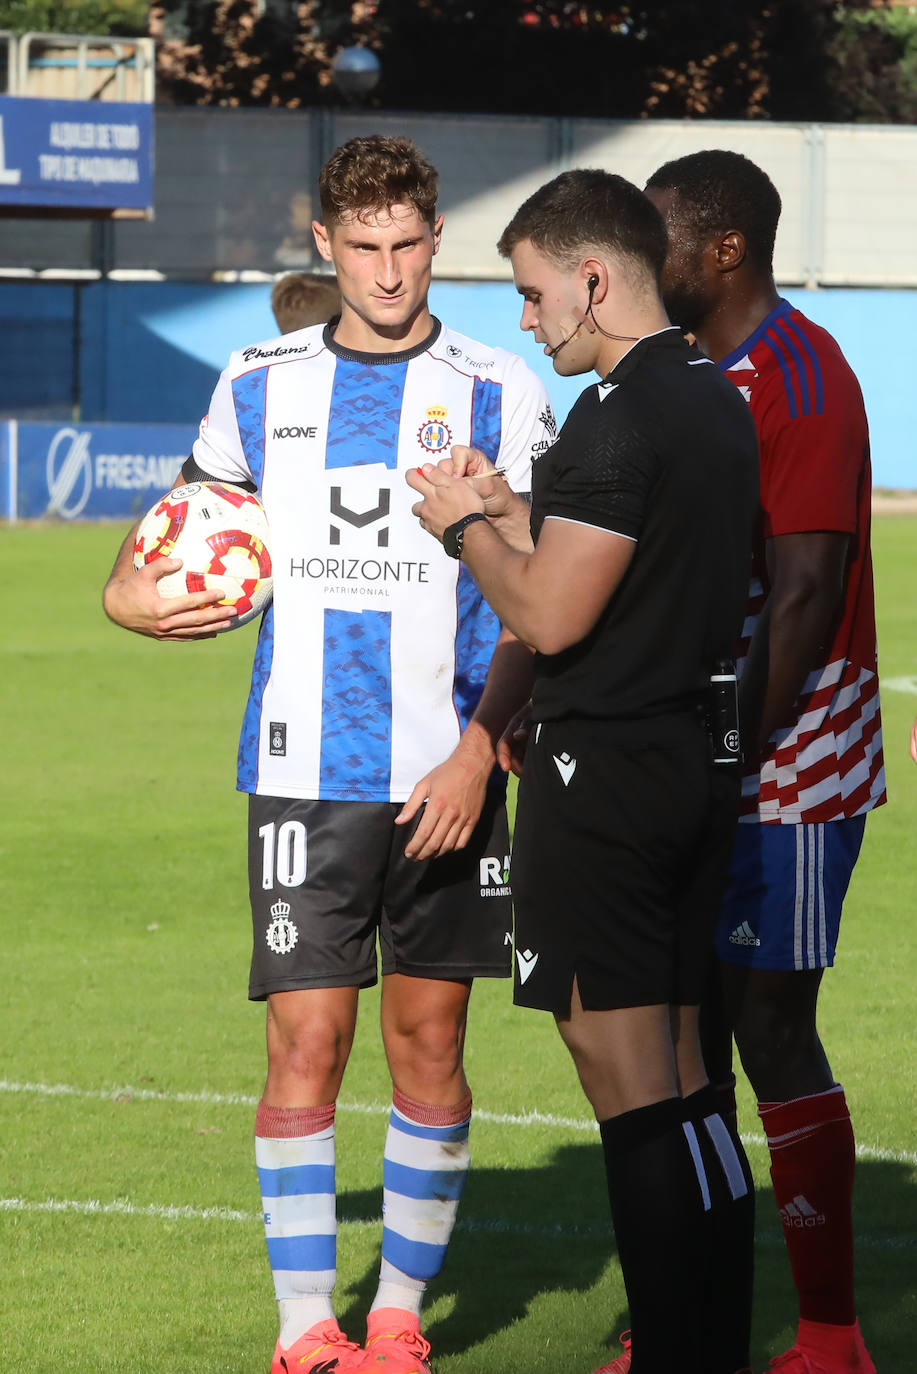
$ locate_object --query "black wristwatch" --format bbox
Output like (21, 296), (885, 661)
(442, 511), (488, 559)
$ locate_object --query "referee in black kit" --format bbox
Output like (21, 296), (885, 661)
(408, 170), (759, 1374)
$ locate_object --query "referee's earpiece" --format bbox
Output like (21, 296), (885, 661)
(583, 269), (638, 344)
(569, 274), (601, 336)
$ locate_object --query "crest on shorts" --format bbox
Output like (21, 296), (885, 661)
(266, 898), (299, 955)
(417, 405), (452, 453)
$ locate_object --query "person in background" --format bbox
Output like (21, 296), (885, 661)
(645, 149), (885, 1374)
(270, 270), (342, 333)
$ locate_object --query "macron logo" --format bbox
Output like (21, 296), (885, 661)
(516, 948), (539, 984)
(553, 752), (576, 786)
(729, 921), (761, 948)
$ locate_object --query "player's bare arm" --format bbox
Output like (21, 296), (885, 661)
(408, 465), (635, 655)
(102, 488), (235, 640)
(397, 627), (535, 861)
(739, 530), (850, 760)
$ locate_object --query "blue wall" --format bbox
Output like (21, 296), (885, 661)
(1, 278), (915, 487)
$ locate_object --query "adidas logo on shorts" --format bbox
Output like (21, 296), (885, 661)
(728, 920), (761, 947)
(779, 1195), (826, 1229)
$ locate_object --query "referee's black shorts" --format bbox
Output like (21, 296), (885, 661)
(511, 713), (740, 1015)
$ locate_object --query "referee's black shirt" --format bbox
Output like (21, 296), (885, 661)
(529, 327), (759, 723)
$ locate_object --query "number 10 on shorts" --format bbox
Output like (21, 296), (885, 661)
(258, 821), (308, 889)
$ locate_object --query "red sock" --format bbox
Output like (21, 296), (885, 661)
(758, 1085), (857, 1326)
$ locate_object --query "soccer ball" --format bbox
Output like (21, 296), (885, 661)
(133, 481), (272, 631)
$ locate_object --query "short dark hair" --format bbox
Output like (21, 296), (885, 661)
(270, 272), (341, 334)
(319, 135), (438, 228)
(645, 150), (781, 271)
(497, 168), (668, 288)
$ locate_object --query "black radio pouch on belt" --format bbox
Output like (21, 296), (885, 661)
(707, 659), (742, 766)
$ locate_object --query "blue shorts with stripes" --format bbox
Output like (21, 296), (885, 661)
(715, 817), (866, 971)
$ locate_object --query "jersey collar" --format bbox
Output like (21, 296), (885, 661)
(602, 325), (684, 386)
(717, 298), (794, 372)
(322, 316), (443, 366)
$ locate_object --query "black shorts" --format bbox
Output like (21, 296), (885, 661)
(248, 790), (512, 999)
(510, 714), (740, 1015)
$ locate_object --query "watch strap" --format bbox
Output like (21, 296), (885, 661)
(444, 510), (488, 558)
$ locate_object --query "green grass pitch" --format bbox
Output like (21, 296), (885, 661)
(0, 518), (914, 1373)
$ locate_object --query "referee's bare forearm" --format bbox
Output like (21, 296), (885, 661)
(459, 516), (634, 657)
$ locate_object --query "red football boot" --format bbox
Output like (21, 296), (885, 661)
(271, 1319), (363, 1373)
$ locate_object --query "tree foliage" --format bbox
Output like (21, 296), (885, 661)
(0, 0), (148, 36)
(149, 0), (917, 122)
(151, 1), (379, 106)
(828, 2), (917, 123)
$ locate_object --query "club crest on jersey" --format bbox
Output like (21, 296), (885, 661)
(266, 899), (299, 956)
(417, 405), (452, 453)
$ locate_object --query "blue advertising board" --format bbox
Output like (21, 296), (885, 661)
(0, 96), (153, 212)
(5, 420), (196, 520)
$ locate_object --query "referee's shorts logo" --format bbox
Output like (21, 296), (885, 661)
(553, 751), (577, 786)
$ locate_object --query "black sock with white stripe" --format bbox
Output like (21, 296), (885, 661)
(600, 1096), (711, 1373)
(682, 1084), (755, 1374)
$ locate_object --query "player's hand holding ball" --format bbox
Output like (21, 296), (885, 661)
(104, 551), (236, 641)
(104, 482), (272, 641)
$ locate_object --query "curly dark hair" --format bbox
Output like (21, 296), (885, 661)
(319, 135), (438, 227)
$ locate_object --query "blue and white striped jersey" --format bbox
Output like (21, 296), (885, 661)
(192, 317), (552, 802)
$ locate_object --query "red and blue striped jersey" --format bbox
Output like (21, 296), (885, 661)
(721, 299), (886, 824)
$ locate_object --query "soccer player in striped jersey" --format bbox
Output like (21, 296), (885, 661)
(646, 151), (886, 1374)
(103, 135), (551, 1374)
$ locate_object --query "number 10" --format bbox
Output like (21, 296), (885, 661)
(258, 821), (308, 889)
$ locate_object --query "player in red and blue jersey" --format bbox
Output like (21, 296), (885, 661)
(646, 151), (885, 1374)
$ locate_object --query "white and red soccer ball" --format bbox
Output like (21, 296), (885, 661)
(133, 481), (272, 631)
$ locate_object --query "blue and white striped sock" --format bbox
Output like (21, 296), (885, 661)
(371, 1087), (473, 1318)
(255, 1100), (337, 1348)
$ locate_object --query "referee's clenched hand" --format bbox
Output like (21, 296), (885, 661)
(407, 463), (484, 542)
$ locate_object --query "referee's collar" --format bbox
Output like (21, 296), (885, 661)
(602, 326), (684, 386)
(323, 316), (443, 365)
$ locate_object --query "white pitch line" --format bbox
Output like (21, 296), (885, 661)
(0, 1197), (606, 1238)
(0, 1196), (913, 1251)
(0, 1196), (257, 1224)
(1, 1079), (915, 1169)
(881, 674), (917, 695)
